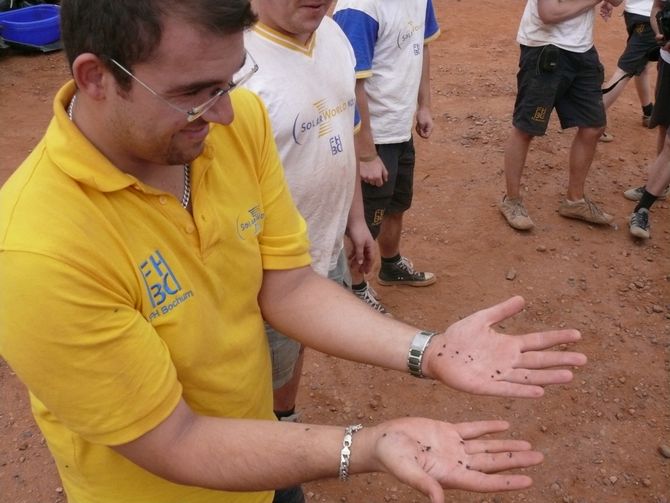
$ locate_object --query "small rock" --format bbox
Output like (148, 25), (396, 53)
(609, 475), (618, 484)
(658, 444), (670, 458)
(506, 269), (517, 281)
(56, 487), (64, 494)
(536, 245), (547, 252)
(642, 478), (652, 487)
(652, 305), (664, 313)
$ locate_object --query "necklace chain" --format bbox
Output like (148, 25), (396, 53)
(67, 94), (191, 210)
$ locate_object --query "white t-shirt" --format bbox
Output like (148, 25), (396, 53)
(625, 0), (653, 17)
(517, 0), (595, 53)
(333, 0), (441, 144)
(243, 18), (358, 275)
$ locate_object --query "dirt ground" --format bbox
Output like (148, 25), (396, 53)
(1, 1), (669, 502)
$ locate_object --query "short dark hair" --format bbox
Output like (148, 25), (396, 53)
(60, 0), (257, 89)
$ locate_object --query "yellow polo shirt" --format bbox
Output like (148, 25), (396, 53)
(0, 81), (311, 503)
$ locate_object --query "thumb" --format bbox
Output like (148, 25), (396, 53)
(398, 464), (445, 503)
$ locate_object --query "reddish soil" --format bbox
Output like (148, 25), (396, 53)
(1, 1), (669, 502)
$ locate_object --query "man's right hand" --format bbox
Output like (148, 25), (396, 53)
(355, 418), (543, 503)
(360, 156), (388, 187)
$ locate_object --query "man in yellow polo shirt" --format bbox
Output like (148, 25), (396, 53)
(0, 2), (589, 503)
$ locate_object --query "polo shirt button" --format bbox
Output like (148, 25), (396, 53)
(185, 224), (195, 234)
(158, 196), (167, 205)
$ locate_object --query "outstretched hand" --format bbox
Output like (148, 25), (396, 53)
(365, 418), (542, 503)
(424, 296), (587, 397)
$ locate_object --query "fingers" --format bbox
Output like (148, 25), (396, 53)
(463, 439), (532, 455)
(518, 329), (583, 352)
(504, 368), (574, 386)
(478, 296), (526, 326)
(398, 463), (445, 503)
(447, 471), (534, 492)
(465, 450), (544, 474)
(517, 349), (587, 369)
(452, 420), (510, 439)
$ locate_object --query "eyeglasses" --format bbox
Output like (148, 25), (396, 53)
(108, 52), (259, 122)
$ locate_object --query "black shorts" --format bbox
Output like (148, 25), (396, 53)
(650, 58), (670, 128)
(362, 138), (415, 239)
(512, 44), (606, 136)
(617, 12), (658, 75)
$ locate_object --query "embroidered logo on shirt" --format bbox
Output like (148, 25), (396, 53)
(140, 250), (194, 321)
(237, 205), (265, 239)
(292, 98), (356, 145)
(396, 21), (423, 49)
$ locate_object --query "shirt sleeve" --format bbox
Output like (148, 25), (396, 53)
(332, 8), (379, 78)
(237, 92), (311, 270)
(425, 0), (441, 42)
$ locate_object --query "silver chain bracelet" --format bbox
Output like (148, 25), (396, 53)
(339, 424), (363, 481)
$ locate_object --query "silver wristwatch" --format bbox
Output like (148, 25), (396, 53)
(407, 330), (436, 378)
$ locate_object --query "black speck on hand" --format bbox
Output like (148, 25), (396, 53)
(305, 427), (311, 431)
(496, 370), (501, 375)
(382, 433), (387, 437)
(458, 460), (463, 465)
(508, 452), (513, 458)
(465, 464), (471, 470)
(455, 351), (460, 354)
(437, 352), (443, 357)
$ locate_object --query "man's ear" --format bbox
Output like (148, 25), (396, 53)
(71, 53), (110, 101)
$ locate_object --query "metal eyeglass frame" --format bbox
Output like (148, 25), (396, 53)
(108, 52), (259, 122)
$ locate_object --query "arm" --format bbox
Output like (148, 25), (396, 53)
(345, 157), (375, 274)
(259, 267), (587, 398)
(537, 0), (609, 24)
(355, 78), (388, 186)
(415, 44), (434, 139)
(114, 399), (544, 502)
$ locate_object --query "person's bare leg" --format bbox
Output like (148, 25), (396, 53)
(273, 347), (304, 416)
(566, 126), (604, 200)
(377, 212), (403, 259)
(634, 63), (654, 111)
(503, 126), (533, 198)
(602, 67), (632, 109)
(645, 128), (670, 195)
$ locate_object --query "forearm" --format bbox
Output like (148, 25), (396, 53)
(651, 0), (663, 37)
(417, 45), (432, 113)
(354, 79), (377, 159)
(347, 160), (366, 228)
(114, 399), (382, 491)
(537, 0), (601, 24)
(259, 268), (417, 372)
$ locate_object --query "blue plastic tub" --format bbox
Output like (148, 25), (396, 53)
(0, 5), (61, 46)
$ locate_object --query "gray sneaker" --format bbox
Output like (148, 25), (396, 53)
(629, 208), (650, 239)
(623, 185), (669, 201)
(352, 283), (390, 315)
(558, 198), (614, 225)
(499, 196), (534, 230)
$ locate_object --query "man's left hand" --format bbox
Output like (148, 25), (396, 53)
(415, 107), (434, 139)
(423, 296), (587, 398)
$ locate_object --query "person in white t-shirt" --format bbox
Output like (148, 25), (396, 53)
(242, 0), (376, 460)
(333, 1), (441, 309)
(500, 0), (622, 231)
(599, 0), (657, 142)
(627, 0), (670, 239)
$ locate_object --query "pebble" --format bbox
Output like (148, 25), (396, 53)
(642, 478), (652, 487)
(652, 305), (664, 313)
(506, 269), (517, 281)
(536, 245), (547, 252)
(658, 444), (670, 458)
(609, 475), (618, 484)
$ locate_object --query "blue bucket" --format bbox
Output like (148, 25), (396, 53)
(0, 5), (61, 46)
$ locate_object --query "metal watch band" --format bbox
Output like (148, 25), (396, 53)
(407, 330), (437, 378)
(339, 424), (363, 481)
